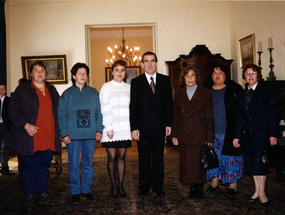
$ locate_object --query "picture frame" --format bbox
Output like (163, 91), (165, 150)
(238, 34), (256, 69)
(105, 66), (141, 84)
(21, 55), (68, 84)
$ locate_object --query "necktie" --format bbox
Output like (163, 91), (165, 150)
(245, 88), (254, 111)
(150, 77), (155, 94)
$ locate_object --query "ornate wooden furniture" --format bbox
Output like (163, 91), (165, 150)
(165, 45), (233, 97)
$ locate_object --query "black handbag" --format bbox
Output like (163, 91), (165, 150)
(261, 145), (279, 168)
(200, 144), (219, 170)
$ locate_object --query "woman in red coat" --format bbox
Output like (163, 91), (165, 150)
(172, 66), (214, 199)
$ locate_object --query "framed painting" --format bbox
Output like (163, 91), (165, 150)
(21, 55), (68, 84)
(105, 66), (141, 84)
(238, 34), (256, 68)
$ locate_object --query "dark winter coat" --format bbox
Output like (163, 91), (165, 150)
(235, 81), (278, 174)
(9, 81), (61, 156)
(221, 81), (243, 156)
(172, 86), (215, 184)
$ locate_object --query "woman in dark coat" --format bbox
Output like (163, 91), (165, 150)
(233, 64), (278, 207)
(172, 66), (214, 199)
(9, 61), (61, 211)
(206, 63), (243, 194)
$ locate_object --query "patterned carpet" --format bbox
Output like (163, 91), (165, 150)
(1, 149), (285, 215)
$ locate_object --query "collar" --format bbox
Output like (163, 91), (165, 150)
(248, 82), (258, 91)
(145, 72), (157, 84)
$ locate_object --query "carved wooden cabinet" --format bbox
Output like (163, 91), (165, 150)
(165, 45), (233, 97)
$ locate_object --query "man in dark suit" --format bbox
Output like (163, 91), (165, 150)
(130, 52), (173, 197)
(0, 83), (12, 175)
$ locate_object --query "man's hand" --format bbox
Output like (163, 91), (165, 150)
(166, 127), (171, 136)
(132, 130), (140, 140)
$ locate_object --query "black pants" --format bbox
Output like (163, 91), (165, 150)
(137, 136), (165, 192)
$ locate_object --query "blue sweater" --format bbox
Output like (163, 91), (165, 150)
(58, 85), (103, 140)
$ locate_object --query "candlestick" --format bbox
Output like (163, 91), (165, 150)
(268, 37), (273, 49)
(258, 42), (262, 52)
(266, 48), (276, 81)
(257, 51), (263, 70)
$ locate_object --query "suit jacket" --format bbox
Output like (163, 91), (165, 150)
(130, 73), (173, 137)
(235, 81), (279, 146)
(1, 96), (12, 131)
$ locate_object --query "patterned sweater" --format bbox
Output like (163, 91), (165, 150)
(99, 80), (132, 142)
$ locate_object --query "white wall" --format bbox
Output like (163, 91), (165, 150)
(6, 0), (285, 94)
(230, 1), (285, 85)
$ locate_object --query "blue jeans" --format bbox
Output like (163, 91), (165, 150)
(19, 150), (53, 196)
(66, 139), (96, 195)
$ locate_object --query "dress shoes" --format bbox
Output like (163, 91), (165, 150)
(117, 186), (127, 198)
(82, 193), (96, 202)
(156, 190), (166, 198)
(139, 191), (148, 197)
(1, 166), (11, 175)
(38, 193), (56, 206)
(247, 196), (259, 202)
(71, 194), (80, 205)
(261, 201), (271, 207)
(228, 189), (237, 195)
(207, 185), (219, 193)
(25, 195), (35, 211)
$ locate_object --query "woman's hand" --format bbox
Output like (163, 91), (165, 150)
(62, 136), (71, 144)
(233, 138), (240, 148)
(107, 130), (114, 139)
(96, 132), (102, 141)
(269, 137), (277, 146)
(24, 123), (39, 136)
(172, 137), (179, 146)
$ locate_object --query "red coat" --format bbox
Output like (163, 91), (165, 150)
(172, 86), (214, 184)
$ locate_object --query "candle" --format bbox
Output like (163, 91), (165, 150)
(258, 42), (262, 52)
(268, 37), (273, 49)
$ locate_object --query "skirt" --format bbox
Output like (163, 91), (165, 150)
(101, 140), (132, 148)
(206, 134), (243, 184)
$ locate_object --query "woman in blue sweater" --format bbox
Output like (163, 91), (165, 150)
(58, 63), (103, 205)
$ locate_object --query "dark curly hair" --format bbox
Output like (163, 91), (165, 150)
(71, 63), (90, 86)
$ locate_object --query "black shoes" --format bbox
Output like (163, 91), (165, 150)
(261, 201), (271, 207)
(228, 189), (237, 196)
(139, 191), (148, 197)
(1, 166), (11, 175)
(71, 194), (80, 205)
(25, 195), (35, 211)
(207, 185), (219, 193)
(247, 196), (259, 202)
(117, 186), (127, 198)
(38, 193), (55, 206)
(187, 184), (204, 200)
(156, 190), (166, 198)
(111, 187), (118, 198)
(82, 193), (96, 202)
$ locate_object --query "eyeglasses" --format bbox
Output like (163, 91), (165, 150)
(244, 71), (257, 76)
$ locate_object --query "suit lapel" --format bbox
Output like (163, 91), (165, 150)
(141, 74), (155, 96)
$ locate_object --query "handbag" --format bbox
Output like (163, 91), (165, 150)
(200, 144), (219, 170)
(261, 145), (279, 168)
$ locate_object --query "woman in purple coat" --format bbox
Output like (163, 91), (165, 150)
(172, 66), (214, 199)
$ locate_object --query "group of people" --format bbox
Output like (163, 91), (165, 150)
(172, 63), (278, 208)
(2, 51), (278, 211)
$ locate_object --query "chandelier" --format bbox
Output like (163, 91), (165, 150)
(105, 27), (141, 67)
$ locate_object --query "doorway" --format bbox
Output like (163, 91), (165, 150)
(85, 23), (156, 91)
